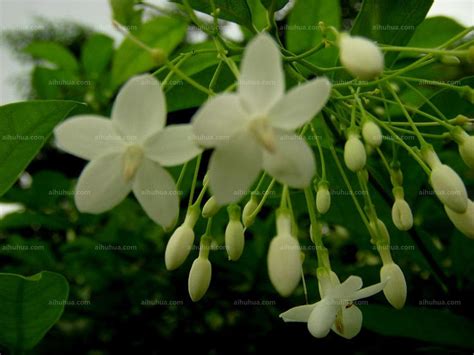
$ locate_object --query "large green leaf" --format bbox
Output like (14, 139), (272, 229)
(24, 42), (79, 72)
(172, 0), (253, 29)
(286, 0), (340, 67)
(109, 0), (142, 28)
(363, 304), (474, 348)
(351, 0), (434, 65)
(0, 100), (80, 197)
(0, 271), (69, 351)
(81, 33), (115, 78)
(111, 17), (187, 87)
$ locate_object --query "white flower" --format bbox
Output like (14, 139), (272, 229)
(339, 33), (384, 80)
(192, 34), (331, 204)
(188, 257), (212, 302)
(459, 135), (474, 169)
(280, 273), (385, 339)
(380, 263), (407, 309)
(54, 75), (201, 228)
(430, 164), (468, 213)
(445, 200), (474, 239)
(267, 211), (301, 297)
(344, 134), (366, 172)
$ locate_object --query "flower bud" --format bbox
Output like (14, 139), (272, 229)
(440, 55), (460, 65)
(344, 135), (366, 172)
(459, 135), (474, 169)
(188, 257), (212, 302)
(430, 164), (468, 213)
(268, 212), (301, 297)
(242, 197), (258, 227)
(316, 183), (331, 214)
(164, 225), (195, 271)
(339, 33), (384, 80)
(380, 263), (407, 309)
(150, 48), (167, 65)
(225, 219), (245, 261)
(370, 218), (390, 244)
(392, 198), (413, 231)
(444, 200), (474, 239)
(202, 196), (220, 218)
(362, 120), (383, 147)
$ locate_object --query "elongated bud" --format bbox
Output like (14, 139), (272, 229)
(267, 211), (301, 297)
(202, 196), (220, 218)
(316, 182), (331, 214)
(370, 218), (390, 244)
(440, 55), (460, 65)
(445, 200), (474, 239)
(225, 205), (245, 261)
(339, 33), (384, 80)
(380, 263), (407, 309)
(344, 135), (366, 172)
(164, 208), (199, 271)
(392, 198), (413, 231)
(242, 196), (258, 227)
(430, 164), (468, 213)
(362, 120), (383, 147)
(459, 136), (474, 169)
(188, 257), (212, 302)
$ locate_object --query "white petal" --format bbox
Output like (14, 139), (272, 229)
(269, 78), (331, 130)
(280, 304), (316, 323)
(54, 115), (125, 160)
(132, 158), (179, 229)
(191, 93), (248, 148)
(352, 280), (386, 301)
(262, 130), (315, 188)
(144, 124), (202, 167)
(75, 152), (132, 213)
(208, 132), (263, 204)
(307, 299), (339, 338)
(332, 305), (363, 339)
(329, 275), (363, 299)
(112, 74), (166, 143)
(239, 33), (284, 115)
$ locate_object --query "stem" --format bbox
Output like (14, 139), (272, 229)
(188, 154), (202, 208)
(166, 59), (214, 96)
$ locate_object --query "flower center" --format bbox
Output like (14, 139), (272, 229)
(122, 145), (144, 182)
(248, 117), (276, 153)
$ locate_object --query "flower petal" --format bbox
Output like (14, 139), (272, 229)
(132, 158), (179, 229)
(329, 275), (363, 299)
(54, 115), (125, 160)
(332, 305), (363, 339)
(239, 33), (284, 115)
(280, 304), (316, 323)
(269, 78), (331, 130)
(75, 152), (132, 213)
(262, 130), (315, 188)
(144, 124), (202, 167)
(192, 93), (248, 148)
(208, 132), (262, 204)
(111, 74), (166, 143)
(307, 299), (339, 338)
(352, 280), (386, 301)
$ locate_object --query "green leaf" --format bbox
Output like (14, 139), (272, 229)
(0, 100), (80, 197)
(24, 42), (79, 72)
(172, 0), (253, 28)
(260, 0), (288, 11)
(363, 304), (474, 348)
(247, 0), (269, 31)
(81, 33), (115, 78)
(286, 0), (340, 67)
(351, 0), (434, 65)
(0, 271), (69, 351)
(111, 16), (187, 87)
(109, 0), (142, 28)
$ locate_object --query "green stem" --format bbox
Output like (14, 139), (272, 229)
(188, 154), (202, 208)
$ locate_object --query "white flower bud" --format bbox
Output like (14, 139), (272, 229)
(242, 197), (258, 227)
(444, 200), (474, 239)
(380, 263), (407, 309)
(268, 212), (301, 297)
(430, 164), (468, 213)
(165, 225), (194, 271)
(369, 218), (390, 243)
(202, 196), (220, 218)
(316, 184), (331, 214)
(225, 220), (245, 261)
(459, 135), (474, 169)
(392, 198), (413, 231)
(188, 257), (212, 302)
(362, 121), (382, 147)
(339, 33), (384, 80)
(344, 136), (366, 172)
